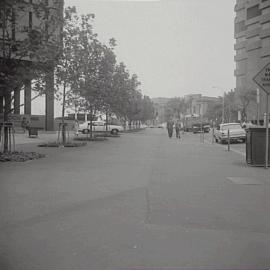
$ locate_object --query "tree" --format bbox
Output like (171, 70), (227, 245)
(139, 95), (155, 124)
(204, 98), (223, 125)
(236, 88), (256, 121)
(55, 7), (94, 143)
(165, 97), (187, 121)
(224, 90), (238, 123)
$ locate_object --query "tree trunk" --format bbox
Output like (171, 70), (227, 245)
(90, 106), (93, 139)
(105, 110), (108, 132)
(61, 83), (66, 144)
(3, 92), (11, 153)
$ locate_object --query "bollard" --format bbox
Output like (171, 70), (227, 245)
(227, 129), (230, 151)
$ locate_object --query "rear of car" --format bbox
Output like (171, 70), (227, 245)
(215, 123), (246, 143)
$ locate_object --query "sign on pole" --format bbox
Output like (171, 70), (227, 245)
(253, 63), (270, 169)
(253, 63), (270, 94)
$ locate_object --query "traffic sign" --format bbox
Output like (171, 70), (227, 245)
(253, 63), (270, 94)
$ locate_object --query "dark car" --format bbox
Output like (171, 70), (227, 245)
(192, 123), (210, 133)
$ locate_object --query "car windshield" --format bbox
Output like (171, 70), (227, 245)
(221, 124), (241, 130)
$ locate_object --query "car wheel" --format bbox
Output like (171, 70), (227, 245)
(82, 129), (90, 134)
(111, 129), (118, 135)
(242, 138), (246, 143)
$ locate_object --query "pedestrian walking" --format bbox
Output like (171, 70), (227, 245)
(166, 119), (174, 138)
(74, 120), (79, 136)
(175, 119), (181, 139)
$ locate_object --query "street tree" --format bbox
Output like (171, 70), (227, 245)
(236, 88), (256, 121)
(165, 97), (187, 121)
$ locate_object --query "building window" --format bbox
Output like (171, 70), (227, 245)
(247, 5), (261, 20)
(235, 20), (246, 33)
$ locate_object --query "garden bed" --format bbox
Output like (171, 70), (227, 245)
(0, 151), (46, 162)
(73, 137), (108, 142)
(38, 141), (87, 147)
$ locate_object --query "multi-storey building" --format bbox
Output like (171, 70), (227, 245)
(235, 0), (270, 122)
(184, 94), (219, 117)
(0, 0), (63, 130)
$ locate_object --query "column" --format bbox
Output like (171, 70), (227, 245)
(45, 65), (54, 131)
(24, 79), (31, 115)
(14, 87), (21, 115)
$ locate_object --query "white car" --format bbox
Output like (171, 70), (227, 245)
(214, 123), (246, 143)
(79, 121), (124, 135)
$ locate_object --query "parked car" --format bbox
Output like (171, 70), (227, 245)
(192, 123), (211, 133)
(214, 123), (246, 143)
(78, 121), (124, 135)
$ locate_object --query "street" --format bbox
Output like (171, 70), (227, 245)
(1, 128), (270, 269)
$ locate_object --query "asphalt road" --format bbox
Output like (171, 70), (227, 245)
(1, 128), (270, 270)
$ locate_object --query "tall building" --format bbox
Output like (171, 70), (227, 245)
(234, 0), (270, 122)
(0, 0), (63, 130)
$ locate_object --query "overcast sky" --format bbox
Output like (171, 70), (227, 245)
(32, 0), (236, 115)
(65, 0), (235, 99)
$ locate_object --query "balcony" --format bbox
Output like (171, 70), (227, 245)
(261, 13), (270, 24)
(246, 39), (262, 51)
(234, 69), (246, 77)
(246, 26), (261, 38)
(234, 40), (247, 50)
(234, 51), (248, 61)
(260, 28), (270, 38)
(246, 16), (261, 26)
(234, 2), (246, 11)
(261, 46), (270, 58)
(260, 0), (270, 10)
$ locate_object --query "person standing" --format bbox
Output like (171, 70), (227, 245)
(175, 119), (181, 139)
(166, 119), (174, 138)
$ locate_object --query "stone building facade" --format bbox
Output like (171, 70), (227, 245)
(235, 0), (270, 122)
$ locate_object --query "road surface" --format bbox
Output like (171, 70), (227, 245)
(1, 128), (270, 269)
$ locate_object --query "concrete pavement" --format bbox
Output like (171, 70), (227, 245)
(0, 128), (270, 269)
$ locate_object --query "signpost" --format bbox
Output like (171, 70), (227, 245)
(253, 63), (270, 169)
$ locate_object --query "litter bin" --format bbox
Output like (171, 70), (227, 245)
(28, 127), (38, 138)
(246, 127), (270, 166)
